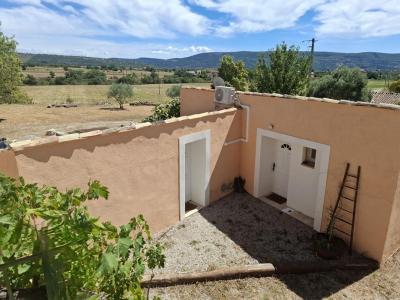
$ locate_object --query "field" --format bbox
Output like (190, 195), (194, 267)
(367, 80), (390, 90)
(22, 66), (174, 79)
(21, 83), (210, 105)
(1, 83), (210, 141)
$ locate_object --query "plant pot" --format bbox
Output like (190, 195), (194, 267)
(313, 233), (347, 260)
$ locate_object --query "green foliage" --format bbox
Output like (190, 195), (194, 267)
(308, 66), (370, 102)
(107, 83), (134, 109)
(118, 73), (139, 84)
(0, 174), (165, 300)
(23, 74), (38, 85)
(0, 28), (30, 104)
(166, 85), (181, 98)
(389, 80), (400, 93)
(96, 215), (165, 300)
(85, 69), (107, 85)
(218, 55), (248, 91)
(253, 43), (311, 95)
(143, 97), (180, 122)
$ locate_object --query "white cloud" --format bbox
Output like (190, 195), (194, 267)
(191, 0), (324, 36)
(314, 0), (400, 37)
(151, 45), (212, 57)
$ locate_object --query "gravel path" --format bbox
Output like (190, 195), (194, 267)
(150, 192), (357, 275)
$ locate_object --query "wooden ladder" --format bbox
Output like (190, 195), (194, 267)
(327, 163), (361, 254)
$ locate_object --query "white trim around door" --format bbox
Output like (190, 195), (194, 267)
(179, 130), (211, 221)
(254, 128), (330, 232)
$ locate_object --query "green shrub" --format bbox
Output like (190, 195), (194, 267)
(308, 66), (370, 102)
(143, 97), (180, 122)
(0, 174), (165, 300)
(389, 80), (400, 93)
(166, 85), (181, 98)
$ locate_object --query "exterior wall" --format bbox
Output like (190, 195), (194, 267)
(181, 87), (400, 262)
(383, 171), (400, 260)
(0, 150), (19, 178)
(0, 109), (241, 233)
(180, 87), (215, 116)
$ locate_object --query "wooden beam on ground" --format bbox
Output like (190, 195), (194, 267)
(141, 263), (276, 287)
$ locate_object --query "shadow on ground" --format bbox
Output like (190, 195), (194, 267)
(197, 192), (376, 299)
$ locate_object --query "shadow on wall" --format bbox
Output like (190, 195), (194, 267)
(13, 113), (234, 163)
(199, 192), (376, 299)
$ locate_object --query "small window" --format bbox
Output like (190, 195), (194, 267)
(302, 147), (316, 168)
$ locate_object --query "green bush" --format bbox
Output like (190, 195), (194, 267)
(308, 66), (370, 102)
(143, 97), (180, 122)
(166, 85), (181, 98)
(0, 174), (165, 300)
(389, 80), (400, 93)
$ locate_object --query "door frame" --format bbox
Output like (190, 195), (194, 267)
(272, 142), (292, 198)
(179, 130), (211, 221)
(253, 128), (330, 231)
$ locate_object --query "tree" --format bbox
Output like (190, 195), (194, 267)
(218, 56), (248, 91)
(166, 85), (181, 98)
(0, 28), (30, 103)
(107, 83), (133, 109)
(0, 174), (165, 300)
(85, 69), (107, 85)
(253, 43), (311, 95)
(389, 80), (400, 93)
(118, 73), (139, 84)
(308, 66), (370, 102)
(23, 74), (38, 85)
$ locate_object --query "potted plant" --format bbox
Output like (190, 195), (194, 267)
(313, 209), (347, 259)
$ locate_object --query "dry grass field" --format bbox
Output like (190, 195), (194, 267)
(0, 104), (154, 141)
(22, 66), (174, 79)
(2, 83), (210, 141)
(21, 83), (210, 105)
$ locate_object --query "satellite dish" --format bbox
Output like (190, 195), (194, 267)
(212, 76), (225, 88)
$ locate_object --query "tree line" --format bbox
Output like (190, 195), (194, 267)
(217, 42), (400, 102)
(22, 67), (209, 86)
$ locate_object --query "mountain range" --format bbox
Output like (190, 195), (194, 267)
(19, 51), (400, 71)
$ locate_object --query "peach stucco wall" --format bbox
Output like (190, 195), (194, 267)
(0, 109), (241, 233)
(180, 87), (215, 116)
(181, 87), (400, 262)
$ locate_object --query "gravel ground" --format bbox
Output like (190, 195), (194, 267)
(146, 193), (398, 299)
(149, 192), (358, 275)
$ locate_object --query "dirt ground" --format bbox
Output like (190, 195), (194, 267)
(0, 104), (153, 141)
(147, 193), (399, 299)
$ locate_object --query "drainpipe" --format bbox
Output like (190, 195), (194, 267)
(224, 103), (250, 146)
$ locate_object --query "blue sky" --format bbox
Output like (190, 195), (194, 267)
(0, 0), (399, 59)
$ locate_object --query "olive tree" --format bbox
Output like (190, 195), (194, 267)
(107, 83), (133, 109)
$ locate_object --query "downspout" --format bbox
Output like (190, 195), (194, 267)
(224, 102), (250, 146)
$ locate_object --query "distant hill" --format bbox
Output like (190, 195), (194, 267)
(19, 51), (400, 71)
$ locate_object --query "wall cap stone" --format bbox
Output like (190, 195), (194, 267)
(8, 108), (238, 152)
(182, 87), (400, 111)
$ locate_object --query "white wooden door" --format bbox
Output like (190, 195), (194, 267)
(272, 143), (291, 198)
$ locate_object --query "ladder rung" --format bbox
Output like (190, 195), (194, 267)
(335, 216), (353, 225)
(333, 227), (351, 236)
(341, 195), (354, 202)
(347, 174), (358, 178)
(339, 207), (353, 214)
(344, 185), (356, 190)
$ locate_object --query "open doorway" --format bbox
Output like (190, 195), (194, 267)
(254, 129), (330, 231)
(179, 130), (211, 220)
